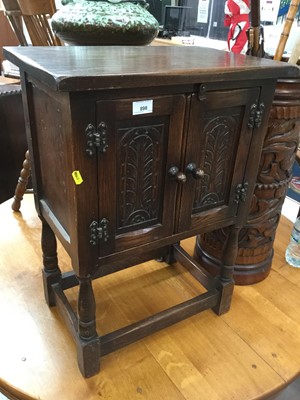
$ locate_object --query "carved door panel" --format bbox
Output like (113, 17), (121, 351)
(177, 87), (261, 233)
(96, 94), (186, 256)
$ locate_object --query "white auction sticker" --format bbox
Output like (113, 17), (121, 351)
(132, 99), (153, 115)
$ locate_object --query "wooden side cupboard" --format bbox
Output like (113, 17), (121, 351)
(4, 45), (299, 378)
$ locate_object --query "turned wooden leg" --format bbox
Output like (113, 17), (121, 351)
(213, 225), (240, 316)
(41, 220), (61, 307)
(11, 150), (31, 212)
(76, 276), (100, 378)
(156, 245), (176, 264)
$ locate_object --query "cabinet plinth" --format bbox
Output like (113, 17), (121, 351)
(4, 45), (299, 377)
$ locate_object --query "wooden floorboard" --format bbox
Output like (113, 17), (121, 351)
(1, 194), (300, 399)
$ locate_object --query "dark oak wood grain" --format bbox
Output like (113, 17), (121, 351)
(3, 46), (299, 91)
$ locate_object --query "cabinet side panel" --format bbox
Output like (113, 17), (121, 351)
(31, 85), (71, 237)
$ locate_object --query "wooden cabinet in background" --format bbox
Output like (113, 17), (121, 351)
(0, 82), (27, 204)
(4, 45), (299, 377)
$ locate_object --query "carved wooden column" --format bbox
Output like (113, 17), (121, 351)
(195, 78), (300, 285)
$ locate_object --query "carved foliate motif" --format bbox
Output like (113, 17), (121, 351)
(117, 124), (165, 233)
(192, 114), (239, 212)
(256, 118), (299, 187)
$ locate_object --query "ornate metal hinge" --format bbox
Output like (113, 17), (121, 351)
(234, 182), (248, 204)
(85, 122), (108, 156)
(89, 219), (109, 245)
(254, 102), (265, 128)
(248, 103), (265, 129)
(197, 84), (207, 101)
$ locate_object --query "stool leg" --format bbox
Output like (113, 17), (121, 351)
(41, 220), (61, 307)
(11, 149), (31, 212)
(213, 225), (240, 315)
(76, 276), (101, 378)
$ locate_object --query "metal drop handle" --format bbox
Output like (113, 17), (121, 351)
(186, 163), (204, 180)
(168, 166), (187, 184)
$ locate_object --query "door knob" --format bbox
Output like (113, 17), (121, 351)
(168, 166), (187, 184)
(186, 163), (204, 180)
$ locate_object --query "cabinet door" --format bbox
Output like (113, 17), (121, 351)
(177, 87), (260, 233)
(96, 94), (186, 256)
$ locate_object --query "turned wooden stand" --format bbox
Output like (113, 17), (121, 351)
(4, 45), (298, 377)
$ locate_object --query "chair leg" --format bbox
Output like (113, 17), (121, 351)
(11, 149), (31, 212)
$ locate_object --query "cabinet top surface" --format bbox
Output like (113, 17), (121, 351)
(4, 45), (299, 92)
